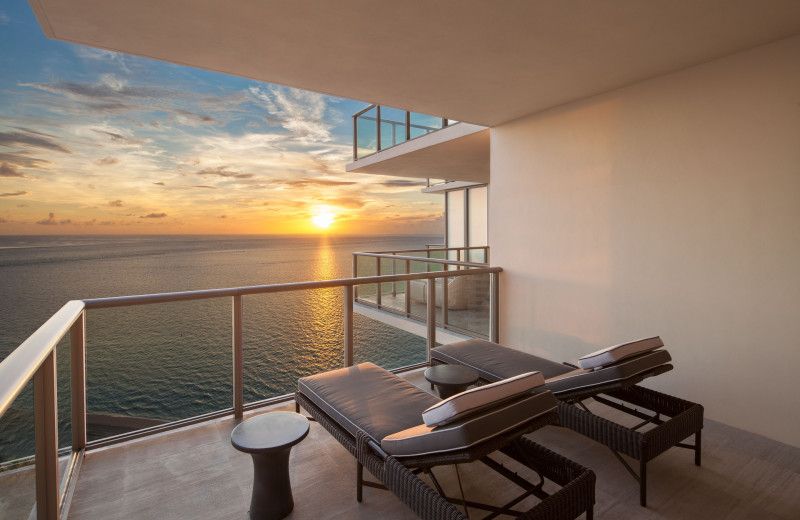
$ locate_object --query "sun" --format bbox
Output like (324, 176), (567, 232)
(311, 212), (335, 229)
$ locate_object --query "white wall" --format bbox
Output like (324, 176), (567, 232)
(491, 35), (800, 447)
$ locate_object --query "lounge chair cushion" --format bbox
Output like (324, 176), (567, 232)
(578, 336), (664, 370)
(432, 339), (573, 381)
(432, 339), (672, 397)
(298, 362), (438, 443)
(382, 391), (557, 458)
(421, 371), (545, 427)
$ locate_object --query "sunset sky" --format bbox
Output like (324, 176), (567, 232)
(0, 1), (444, 235)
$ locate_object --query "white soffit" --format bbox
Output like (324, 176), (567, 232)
(27, 0), (800, 127)
(346, 124), (489, 183)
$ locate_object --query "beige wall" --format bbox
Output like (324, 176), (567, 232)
(490, 35), (800, 447)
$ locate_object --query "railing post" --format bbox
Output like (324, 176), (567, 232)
(344, 286), (354, 367)
(405, 259), (411, 316)
(352, 254), (359, 301)
(490, 272), (500, 343)
(232, 295), (243, 419)
(376, 105), (382, 152)
(70, 312), (86, 451)
(405, 110), (411, 141)
(391, 255), (397, 297)
(34, 350), (59, 520)
(376, 257), (382, 308)
(442, 272), (449, 327)
(352, 114), (357, 160)
(426, 279), (436, 363)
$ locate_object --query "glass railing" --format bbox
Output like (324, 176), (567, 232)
(352, 246), (495, 340)
(353, 104), (453, 159)
(0, 265), (500, 519)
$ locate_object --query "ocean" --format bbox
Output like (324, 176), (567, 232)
(0, 234), (439, 462)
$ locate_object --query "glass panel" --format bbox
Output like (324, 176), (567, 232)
(409, 113), (444, 139)
(468, 186), (488, 262)
(355, 106), (378, 158)
(440, 272), (491, 339)
(353, 314), (427, 370)
(86, 299), (230, 439)
(0, 380), (36, 519)
(379, 107), (407, 149)
(243, 289), (343, 401)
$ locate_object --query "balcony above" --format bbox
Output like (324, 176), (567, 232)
(347, 112), (489, 184)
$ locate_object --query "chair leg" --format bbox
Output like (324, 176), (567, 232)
(356, 461), (363, 502)
(586, 505), (594, 520)
(695, 430), (702, 466)
(639, 459), (647, 507)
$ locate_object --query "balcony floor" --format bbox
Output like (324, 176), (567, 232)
(50, 370), (800, 519)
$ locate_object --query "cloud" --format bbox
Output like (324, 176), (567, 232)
(0, 217), (7, 223)
(171, 109), (219, 126)
(0, 129), (71, 153)
(249, 86), (332, 142)
(153, 181), (165, 186)
(25, 79), (170, 104)
(0, 12), (10, 25)
(325, 196), (368, 209)
(140, 212), (167, 218)
(378, 179), (425, 188)
(36, 212), (73, 225)
(183, 185), (217, 189)
(0, 163), (25, 177)
(0, 152), (49, 169)
(97, 156), (119, 166)
(1, 191), (28, 197)
(92, 129), (148, 146)
(272, 177), (357, 188)
(195, 166), (253, 179)
(219, 215), (227, 219)
(108, 200), (123, 207)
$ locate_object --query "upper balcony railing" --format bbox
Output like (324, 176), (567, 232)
(0, 265), (500, 520)
(353, 104), (458, 160)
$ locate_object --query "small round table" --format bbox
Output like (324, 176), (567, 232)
(231, 411), (310, 520)
(424, 365), (480, 399)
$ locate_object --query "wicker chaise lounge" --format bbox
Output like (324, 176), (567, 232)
(295, 362), (596, 519)
(431, 337), (704, 507)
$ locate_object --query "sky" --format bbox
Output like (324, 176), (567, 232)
(0, 1), (444, 235)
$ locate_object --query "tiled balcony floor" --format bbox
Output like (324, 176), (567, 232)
(6, 369), (799, 519)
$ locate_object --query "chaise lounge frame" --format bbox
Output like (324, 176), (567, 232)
(431, 351), (704, 507)
(295, 389), (596, 520)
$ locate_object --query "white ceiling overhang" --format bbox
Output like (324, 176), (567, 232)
(27, 0), (800, 127)
(346, 124), (489, 183)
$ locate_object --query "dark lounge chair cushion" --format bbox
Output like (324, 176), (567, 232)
(432, 339), (672, 397)
(544, 350), (672, 395)
(432, 339), (573, 380)
(578, 336), (664, 369)
(421, 371), (545, 427)
(382, 391), (557, 458)
(298, 362), (438, 443)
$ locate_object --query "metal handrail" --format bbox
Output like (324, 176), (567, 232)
(0, 266), (500, 520)
(0, 300), (84, 417)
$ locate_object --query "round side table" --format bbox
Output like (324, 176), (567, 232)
(231, 411), (310, 520)
(424, 365), (480, 399)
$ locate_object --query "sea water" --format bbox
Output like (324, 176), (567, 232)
(0, 234), (439, 462)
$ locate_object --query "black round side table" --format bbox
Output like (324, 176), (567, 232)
(231, 411), (310, 520)
(424, 365), (480, 399)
